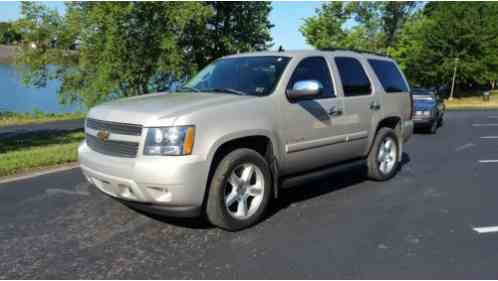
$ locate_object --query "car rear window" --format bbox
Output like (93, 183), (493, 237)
(368, 59), (408, 93)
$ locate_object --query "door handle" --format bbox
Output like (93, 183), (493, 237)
(328, 106), (343, 116)
(370, 101), (381, 111)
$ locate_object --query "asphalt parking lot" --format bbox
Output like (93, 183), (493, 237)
(1, 110), (498, 279)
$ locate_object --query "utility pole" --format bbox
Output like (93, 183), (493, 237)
(449, 57), (459, 101)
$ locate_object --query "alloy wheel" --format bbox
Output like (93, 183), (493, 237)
(377, 137), (397, 175)
(224, 163), (265, 220)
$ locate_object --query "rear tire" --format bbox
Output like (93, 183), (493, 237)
(367, 128), (400, 181)
(206, 148), (272, 231)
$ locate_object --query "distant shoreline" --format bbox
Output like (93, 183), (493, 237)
(0, 45), (16, 64)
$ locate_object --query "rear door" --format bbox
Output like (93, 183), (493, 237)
(333, 56), (381, 158)
(367, 58), (411, 120)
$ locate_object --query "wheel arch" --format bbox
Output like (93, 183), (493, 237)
(204, 131), (281, 206)
(367, 115), (403, 157)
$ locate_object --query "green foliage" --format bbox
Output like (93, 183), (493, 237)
(14, 2), (274, 108)
(299, 2), (352, 50)
(392, 2), (498, 89)
(388, 12), (433, 85)
(0, 22), (21, 44)
(301, 2), (417, 53)
(302, 1), (498, 92)
(185, 2), (274, 69)
(15, 2), (212, 107)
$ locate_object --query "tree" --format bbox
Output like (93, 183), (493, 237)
(301, 1), (417, 53)
(392, 2), (498, 91)
(184, 2), (274, 69)
(14, 2), (275, 108)
(299, 2), (352, 50)
(0, 22), (21, 44)
(378, 2), (417, 47)
(15, 2), (212, 107)
(388, 12), (435, 86)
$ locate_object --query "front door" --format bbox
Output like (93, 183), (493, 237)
(281, 56), (352, 175)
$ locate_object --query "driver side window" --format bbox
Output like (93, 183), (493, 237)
(287, 57), (335, 99)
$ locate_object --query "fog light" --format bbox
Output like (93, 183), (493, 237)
(117, 184), (134, 197)
(145, 186), (171, 202)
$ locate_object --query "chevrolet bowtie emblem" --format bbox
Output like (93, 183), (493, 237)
(97, 130), (110, 141)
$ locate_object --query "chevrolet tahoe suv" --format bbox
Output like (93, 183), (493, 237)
(79, 50), (413, 231)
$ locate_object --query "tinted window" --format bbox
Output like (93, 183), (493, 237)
(185, 56), (291, 96)
(368, 59), (408, 93)
(335, 57), (372, 97)
(287, 57), (335, 99)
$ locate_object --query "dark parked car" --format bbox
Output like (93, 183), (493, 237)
(411, 88), (445, 134)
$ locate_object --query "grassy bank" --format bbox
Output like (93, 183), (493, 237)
(445, 91), (498, 110)
(0, 111), (86, 127)
(0, 131), (84, 177)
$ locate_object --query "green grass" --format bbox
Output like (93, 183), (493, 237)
(445, 90), (498, 109)
(0, 131), (84, 177)
(0, 111), (86, 127)
(445, 96), (498, 109)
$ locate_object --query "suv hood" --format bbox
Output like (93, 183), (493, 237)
(87, 92), (248, 127)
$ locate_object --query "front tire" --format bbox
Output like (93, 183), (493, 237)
(367, 128), (400, 181)
(206, 148), (272, 231)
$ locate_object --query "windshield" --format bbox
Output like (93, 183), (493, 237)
(183, 56), (291, 96)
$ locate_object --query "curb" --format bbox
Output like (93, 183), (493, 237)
(0, 163), (80, 185)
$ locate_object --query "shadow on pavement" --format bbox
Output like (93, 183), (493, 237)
(121, 152), (411, 230)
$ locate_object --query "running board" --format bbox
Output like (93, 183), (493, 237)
(280, 159), (366, 189)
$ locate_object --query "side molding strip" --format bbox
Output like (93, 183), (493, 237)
(286, 135), (347, 153)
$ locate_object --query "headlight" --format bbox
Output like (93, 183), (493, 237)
(423, 110), (431, 116)
(144, 126), (195, 156)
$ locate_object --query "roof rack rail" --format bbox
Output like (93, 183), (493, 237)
(319, 47), (389, 58)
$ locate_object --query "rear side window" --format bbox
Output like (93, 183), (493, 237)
(368, 59), (408, 93)
(287, 56), (335, 99)
(335, 57), (372, 97)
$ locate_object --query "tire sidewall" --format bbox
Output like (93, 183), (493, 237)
(207, 149), (272, 231)
(369, 128), (400, 181)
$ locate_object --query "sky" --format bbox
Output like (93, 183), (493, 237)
(0, 1), (324, 50)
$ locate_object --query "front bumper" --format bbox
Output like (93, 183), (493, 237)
(413, 116), (435, 126)
(78, 142), (210, 217)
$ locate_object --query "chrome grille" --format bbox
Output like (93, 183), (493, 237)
(86, 118), (142, 136)
(86, 134), (139, 158)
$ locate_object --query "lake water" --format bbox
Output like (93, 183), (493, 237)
(0, 64), (83, 113)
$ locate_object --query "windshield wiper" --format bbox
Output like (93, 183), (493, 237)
(177, 85), (200, 92)
(208, 88), (248, 96)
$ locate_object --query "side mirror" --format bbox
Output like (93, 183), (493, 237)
(286, 80), (323, 100)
